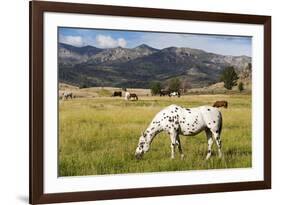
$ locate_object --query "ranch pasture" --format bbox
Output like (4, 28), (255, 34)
(59, 87), (251, 176)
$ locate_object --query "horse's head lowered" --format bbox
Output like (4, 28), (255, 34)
(135, 133), (150, 159)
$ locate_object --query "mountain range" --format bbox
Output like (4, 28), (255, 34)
(58, 43), (251, 88)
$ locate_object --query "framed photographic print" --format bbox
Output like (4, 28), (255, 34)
(30, 0), (271, 204)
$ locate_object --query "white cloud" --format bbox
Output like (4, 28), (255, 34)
(59, 35), (84, 47)
(117, 38), (127, 47)
(96, 35), (127, 48)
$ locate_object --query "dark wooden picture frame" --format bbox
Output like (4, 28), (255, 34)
(30, 1), (271, 204)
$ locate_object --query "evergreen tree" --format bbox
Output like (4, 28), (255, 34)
(220, 66), (239, 90)
(168, 78), (181, 92)
(150, 82), (162, 95)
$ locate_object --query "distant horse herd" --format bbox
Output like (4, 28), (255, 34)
(61, 90), (228, 109)
(160, 90), (180, 97)
(112, 90), (181, 101)
(110, 90), (181, 100)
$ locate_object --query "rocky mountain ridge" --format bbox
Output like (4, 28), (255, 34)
(58, 43), (251, 88)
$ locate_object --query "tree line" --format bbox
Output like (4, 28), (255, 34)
(150, 63), (251, 95)
(150, 78), (190, 95)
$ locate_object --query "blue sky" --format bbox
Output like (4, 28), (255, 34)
(58, 27), (252, 56)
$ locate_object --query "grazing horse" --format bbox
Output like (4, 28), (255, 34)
(160, 90), (171, 97)
(170, 91), (181, 97)
(62, 92), (73, 100)
(112, 91), (122, 97)
(129, 93), (138, 101)
(135, 104), (223, 160)
(213, 101), (228, 108)
(125, 91), (138, 101)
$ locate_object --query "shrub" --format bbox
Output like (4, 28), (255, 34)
(238, 82), (244, 92)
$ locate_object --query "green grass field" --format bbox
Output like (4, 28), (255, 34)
(59, 94), (252, 176)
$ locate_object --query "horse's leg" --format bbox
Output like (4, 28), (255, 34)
(176, 135), (184, 159)
(211, 130), (222, 158)
(169, 130), (177, 159)
(205, 129), (213, 160)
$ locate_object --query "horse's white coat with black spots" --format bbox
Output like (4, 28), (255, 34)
(135, 104), (222, 160)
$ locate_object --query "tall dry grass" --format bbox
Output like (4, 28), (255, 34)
(59, 94), (251, 176)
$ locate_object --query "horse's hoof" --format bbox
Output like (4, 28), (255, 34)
(180, 154), (185, 160)
(205, 155), (211, 160)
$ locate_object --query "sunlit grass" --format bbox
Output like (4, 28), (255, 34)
(59, 94), (251, 176)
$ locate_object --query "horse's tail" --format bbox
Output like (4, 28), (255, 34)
(218, 111), (223, 135)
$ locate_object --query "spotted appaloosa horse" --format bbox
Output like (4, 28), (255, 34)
(135, 104), (223, 160)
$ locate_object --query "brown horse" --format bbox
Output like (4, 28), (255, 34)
(129, 93), (138, 101)
(112, 91), (122, 97)
(160, 90), (171, 96)
(213, 100), (228, 108)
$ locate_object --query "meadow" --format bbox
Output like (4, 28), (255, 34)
(59, 93), (252, 176)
